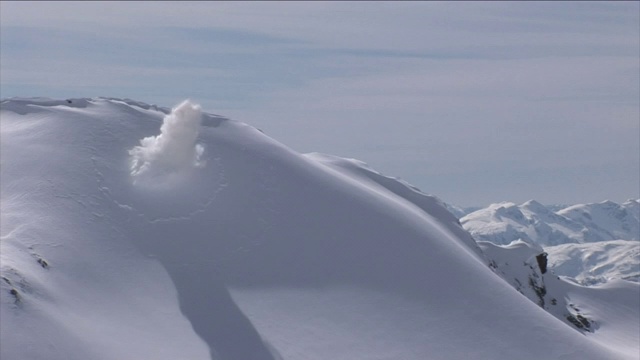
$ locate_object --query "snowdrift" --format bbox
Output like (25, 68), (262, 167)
(1, 98), (638, 360)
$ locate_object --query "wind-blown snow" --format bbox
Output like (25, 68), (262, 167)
(1, 97), (638, 360)
(129, 99), (204, 186)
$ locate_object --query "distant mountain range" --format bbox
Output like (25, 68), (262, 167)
(455, 199), (639, 246)
(445, 199), (640, 285)
(545, 240), (639, 285)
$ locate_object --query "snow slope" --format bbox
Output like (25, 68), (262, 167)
(461, 199), (640, 246)
(1, 98), (638, 360)
(480, 240), (640, 359)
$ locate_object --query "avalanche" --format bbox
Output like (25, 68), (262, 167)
(1, 98), (638, 360)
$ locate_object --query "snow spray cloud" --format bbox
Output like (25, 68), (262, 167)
(129, 100), (204, 185)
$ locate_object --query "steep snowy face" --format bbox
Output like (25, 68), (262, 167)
(480, 240), (640, 359)
(1, 98), (637, 360)
(479, 240), (590, 330)
(461, 199), (640, 246)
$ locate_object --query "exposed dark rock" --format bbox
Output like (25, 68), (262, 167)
(529, 276), (547, 308)
(576, 315), (591, 328)
(535, 252), (548, 274)
(488, 260), (498, 270)
(9, 288), (20, 304)
(37, 258), (49, 269)
(566, 304), (593, 331)
(566, 315), (585, 329)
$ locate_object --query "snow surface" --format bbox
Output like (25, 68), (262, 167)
(1, 98), (638, 359)
(480, 239), (640, 359)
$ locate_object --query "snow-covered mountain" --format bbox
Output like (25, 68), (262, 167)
(545, 240), (640, 285)
(1, 97), (638, 360)
(558, 200), (640, 243)
(458, 200), (639, 286)
(460, 199), (640, 246)
(480, 239), (640, 357)
(443, 202), (481, 219)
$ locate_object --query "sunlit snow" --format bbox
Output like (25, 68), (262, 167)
(1, 98), (638, 360)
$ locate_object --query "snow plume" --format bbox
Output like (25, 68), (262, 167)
(129, 100), (204, 185)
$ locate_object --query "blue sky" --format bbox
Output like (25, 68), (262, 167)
(1, 1), (638, 206)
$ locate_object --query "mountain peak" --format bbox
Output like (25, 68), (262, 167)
(522, 199), (548, 212)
